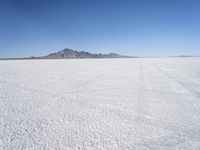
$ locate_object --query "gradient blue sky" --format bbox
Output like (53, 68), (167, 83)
(0, 0), (200, 57)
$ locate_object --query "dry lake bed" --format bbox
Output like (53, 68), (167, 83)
(1, 58), (200, 149)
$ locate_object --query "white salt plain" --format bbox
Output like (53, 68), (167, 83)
(1, 58), (200, 149)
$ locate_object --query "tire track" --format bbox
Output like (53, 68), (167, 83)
(70, 61), (131, 90)
(148, 61), (200, 99)
(0, 60), (131, 118)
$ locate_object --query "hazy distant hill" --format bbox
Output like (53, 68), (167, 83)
(42, 48), (133, 59)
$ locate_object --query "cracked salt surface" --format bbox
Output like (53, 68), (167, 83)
(1, 58), (200, 149)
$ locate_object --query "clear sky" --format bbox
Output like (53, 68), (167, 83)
(0, 0), (200, 57)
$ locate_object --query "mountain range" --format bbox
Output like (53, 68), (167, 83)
(40, 48), (132, 59)
(0, 48), (135, 60)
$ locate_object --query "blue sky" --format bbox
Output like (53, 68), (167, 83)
(0, 0), (200, 57)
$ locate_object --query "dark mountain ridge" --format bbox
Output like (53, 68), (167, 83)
(42, 48), (133, 59)
(0, 48), (136, 60)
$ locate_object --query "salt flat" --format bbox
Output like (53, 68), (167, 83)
(0, 58), (200, 149)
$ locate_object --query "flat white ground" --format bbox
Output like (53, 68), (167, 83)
(0, 58), (200, 149)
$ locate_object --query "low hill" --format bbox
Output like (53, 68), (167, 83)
(42, 48), (133, 59)
(0, 48), (136, 60)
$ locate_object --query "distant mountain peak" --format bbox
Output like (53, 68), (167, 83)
(43, 48), (133, 59)
(0, 48), (136, 60)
